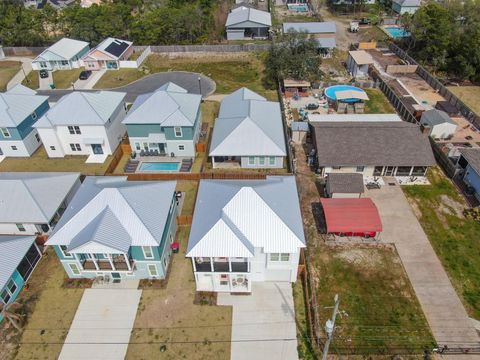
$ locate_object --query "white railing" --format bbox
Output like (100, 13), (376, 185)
(119, 46), (151, 69)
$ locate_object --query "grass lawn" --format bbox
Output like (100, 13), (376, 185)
(311, 245), (435, 355)
(0, 61), (21, 91)
(447, 86), (480, 115)
(364, 88), (395, 114)
(2, 248), (85, 360)
(53, 68), (83, 89)
(292, 281), (318, 360)
(125, 226), (232, 359)
(21, 70), (39, 90)
(0, 146), (113, 175)
(93, 68), (146, 89)
(403, 167), (480, 318)
(360, 26), (389, 43)
(176, 181), (198, 216)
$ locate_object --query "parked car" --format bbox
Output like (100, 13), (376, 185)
(39, 69), (49, 79)
(359, 17), (371, 25)
(79, 70), (92, 80)
(306, 103), (319, 110)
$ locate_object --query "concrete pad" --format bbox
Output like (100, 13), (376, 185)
(86, 153), (108, 163)
(59, 289), (141, 360)
(218, 282), (298, 360)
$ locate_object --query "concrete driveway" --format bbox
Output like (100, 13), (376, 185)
(59, 289), (141, 360)
(73, 69), (106, 90)
(367, 183), (479, 347)
(218, 282), (298, 360)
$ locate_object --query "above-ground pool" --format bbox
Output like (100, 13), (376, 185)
(383, 26), (410, 39)
(139, 162), (180, 171)
(324, 85), (367, 103)
(287, 4), (308, 12)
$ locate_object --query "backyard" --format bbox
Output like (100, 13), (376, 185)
(403, 167), (480, 318)
(364, 88), (396, 114)
(447, 86), (480, 115)
(0, 60), (21, 91)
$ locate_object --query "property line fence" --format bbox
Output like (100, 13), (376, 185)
(428, 138), (459, 178)
(2, 46), (46, 56)
(278, 83), (295, 173)
(149, 44), (270, 53)
(119, 46), (151, 69)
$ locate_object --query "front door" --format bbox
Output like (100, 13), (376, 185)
(158, 143), (166, 155)
(0, 146), (3, 155)
(384, 166), (395, 176)
(91, 144), (104, 154)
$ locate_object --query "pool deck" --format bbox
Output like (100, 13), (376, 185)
(134, 155), (193, 173)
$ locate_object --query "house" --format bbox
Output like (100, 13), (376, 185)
(123, 82), (202, 157)
(46, 177), (178, 280)
(325, 173), (364, 198)
(82, 37), (134, 70)
(209, 88), (286, 168)
(392, 0), (421, 14)
(310, 120), (436, 177)
(33, 91), (127, 163)
(457, 148), (480, 202)
(0, 172), (81, 235)
(0, 236), (42, 314)
(0, 85), (49, 158)
(186, 176), (305, 293)
(420, 109), (457, 139)
(347, 50), (374, 78)
(225, 6), (272, 40)
(283, 22), (336, 55)
(32, 38), (89, 71)
(291, 121), (309, 144)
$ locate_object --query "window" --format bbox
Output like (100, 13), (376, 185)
(60, 245), (73, 258)
(332, 166), (342, 170)
(68, 126), (75, 134)
(70, 144), (76, 151)
(11, 146), (17, 151)
(68, 263), (80, 275)
(269, 156), (276, 166)
(143, 142), (148, 150)
(74, 126), (81, 134)
(40, 62), (47, 69)
(61, 60), (69, 66)
(178, 145), (185, 151)
(174, 127), (182, 137)
(281, 253), (290, 261)
(70, 144), (81, 151)
(7, 279), (17, 295)
(143, 246), (154, 259)
(258, 157), (265, 166)
(356, 166), (365, 172)
(135, 143), (140, 151)
(50, 146), (56, 151)
(1, 128), (11, 138)
(75, 144), (81, 151)
(220, 274), (229, 286)
(270, 253), (290, 262)
(16, 224), (26, 232)
(35, 133), (40, 142)
(270, 253), (279, 261)
(248, 156), (255, 165)
(147, 264), (158, 277)
(1, 289), (11, 304)
(31, 112), (37, 120)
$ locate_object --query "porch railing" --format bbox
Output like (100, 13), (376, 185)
(82, 259), (134, 271)
(195, 261), (249, 273)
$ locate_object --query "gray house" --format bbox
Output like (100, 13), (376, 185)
(209, 88), (286, 169)
(226, 6), (272, 40)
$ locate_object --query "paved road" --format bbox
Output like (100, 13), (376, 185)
(38, 71), (216, 102)
(367, 183), (480, 348)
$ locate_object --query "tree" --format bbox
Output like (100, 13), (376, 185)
(0, 301), (24, 332)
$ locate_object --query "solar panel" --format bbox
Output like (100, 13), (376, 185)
(104, 40), (130, 58)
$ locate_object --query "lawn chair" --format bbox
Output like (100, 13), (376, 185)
(140, 149), (145, 157)
(153, 149), (159, 156)
(149, 149), (155, 156)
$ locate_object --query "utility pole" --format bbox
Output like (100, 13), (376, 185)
(322, 294), (340, 360)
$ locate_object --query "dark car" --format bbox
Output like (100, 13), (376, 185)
(306, 103), (319, 110)
(359, 17), (371, 25)
(79, 70), (92, 80)
(39, 69), (49, 79)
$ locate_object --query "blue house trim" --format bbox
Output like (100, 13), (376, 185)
(0, 99), (50, 141)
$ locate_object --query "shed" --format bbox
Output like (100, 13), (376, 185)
(320, 198), (382, 237)
(325, 173), (364, 198)
(347, 50), (374, 78)
(291, 121), (309, 143)
(283, 79), (311, 93)
(420, 109), (457, 139)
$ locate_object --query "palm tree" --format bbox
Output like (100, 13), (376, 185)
(0, 301), (24, 332)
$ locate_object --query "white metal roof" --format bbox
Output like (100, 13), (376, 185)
(0, 236), (36, 291)
(226, 6), (272, 27)
(0, 87), (48, 127)
(283, 22), (336, 34)
(35, 38), (89, 61)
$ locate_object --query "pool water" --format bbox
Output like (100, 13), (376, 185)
(287, 4), (308, 12)
(324, 85), (366, 103)
(384, 27), (410, 38)
(139, 162), (180, 171)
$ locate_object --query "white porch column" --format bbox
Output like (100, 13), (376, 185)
(210, 257), (214, 272)
(212, 156), (215, 168)
(91, 254), (99, 271)
(192, 258), (197, 272)
(247, 259), (250, 273)
(107, 254), (115, 271)
(74, 253), (83, 270)
(123, 253), (132, 271)
(409, 166), (414, 176)
(228, 258), (232, 272)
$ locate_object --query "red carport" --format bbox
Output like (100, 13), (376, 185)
(320, 198), (382, 237)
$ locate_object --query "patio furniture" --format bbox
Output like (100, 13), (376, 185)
(170, 242), (179, 254)
(179, 158), (193, 172)
(149, 149), (154, 156)
(140, 150), (145, 156)
(153, 149), (159, 156)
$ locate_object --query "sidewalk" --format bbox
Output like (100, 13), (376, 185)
(6, 57), (32, 90)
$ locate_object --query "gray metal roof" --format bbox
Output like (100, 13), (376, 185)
(186, 176), (305, 257)
(317, 37), (337, 49)
(420, 109), (456, 127)
(46, 177), (176, 252)
(292, 122), (309, 131)
(226, 6), (272, 27)
(210, 88), (286, 156)
(326, 173), (364, 194)
(0, 235), (36, 291)
(0, 87), (48, 127)
(0, 172), (80, 224)
(33, 91), (126, 128)
(311, 121), (436, 167)
(459, 148), (480, 175)
(283, 22), (336, 34)
(393, 0), (420, 6)
(123, 83), (201, 127)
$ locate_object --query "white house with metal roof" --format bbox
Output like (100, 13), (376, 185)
(123, 82), (202, 157)
(209, 88), (286, 169)
(32, 38), (90, 71)
(46, 177), (178, 280)
(0, 172), (80, 235)
(0, 85), (49, 159)
(33, 91), (127, 163)
(225, 6), (272, 40)
(186, 176), (305, 293)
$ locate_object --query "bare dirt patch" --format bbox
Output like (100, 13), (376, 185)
(439, 194), (465, 218)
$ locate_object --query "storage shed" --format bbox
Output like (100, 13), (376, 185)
(420, 109), (457, 139)
(291, 122), (309, 143)
(347, 50), (374, 78)
(325, 173), (364, 198)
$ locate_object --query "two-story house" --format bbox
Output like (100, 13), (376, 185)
(123, 82), (202, 158)
(33, 91), (127, 163)
(46, 177), (178, 281)
(0, 85), (49, 158)
(186, 176), (305, 293)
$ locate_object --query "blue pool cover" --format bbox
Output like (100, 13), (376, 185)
(324, 85), (367, 103)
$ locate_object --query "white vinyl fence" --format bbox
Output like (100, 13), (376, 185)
(119, 46), (151, 69)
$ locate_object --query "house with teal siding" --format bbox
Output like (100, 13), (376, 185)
(32, 38), (90, 71)
(0, 235), (42, 320)
(46, 177), (178, 281)
(0, 85), (49, 158)
(123, 82), (202, 158)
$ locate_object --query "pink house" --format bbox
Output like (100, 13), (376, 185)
(83, 37), (133, 70)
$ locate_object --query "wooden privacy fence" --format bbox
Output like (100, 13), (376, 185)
(104, 143), (126, 175)
(429, 137), (459, 178)
(118, 172), (287, 181)
(358, 41), (377, 50)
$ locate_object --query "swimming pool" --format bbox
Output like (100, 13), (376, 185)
(139, 162), (180, 171)
(324, 85), (367, 103)
(384, 26), (410, 39)
(287, 4), (308, 12)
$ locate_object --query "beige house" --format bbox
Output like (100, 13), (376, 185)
(82, 38), (133, 70)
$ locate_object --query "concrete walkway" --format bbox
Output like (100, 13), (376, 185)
(367, 184), (480, 348)
(218, 282), (298, 360)
(59, 289), (141, 360)
(5, 57), (32, 90)
(73, 69), (106, 90)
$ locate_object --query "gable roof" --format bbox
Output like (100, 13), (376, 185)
(46, 177), (176, 252)
(420, 109), (456, 127)
(33, 91), (126, 128)
(34, 38), (89, 61)
(0, 172), (80, 223)
(186, 176), (305, 258)
(85, 37), (133, 61)
(123, 83), (201, 127)
(0, 87), (48, 127)
(210, 88), (286, 156)
(283, 22), (336, 34)
(0, 236), (36, 291)
(311, 121), (436, 167)
(226, 6), (272, 27)
(459, 148), (480, 175)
